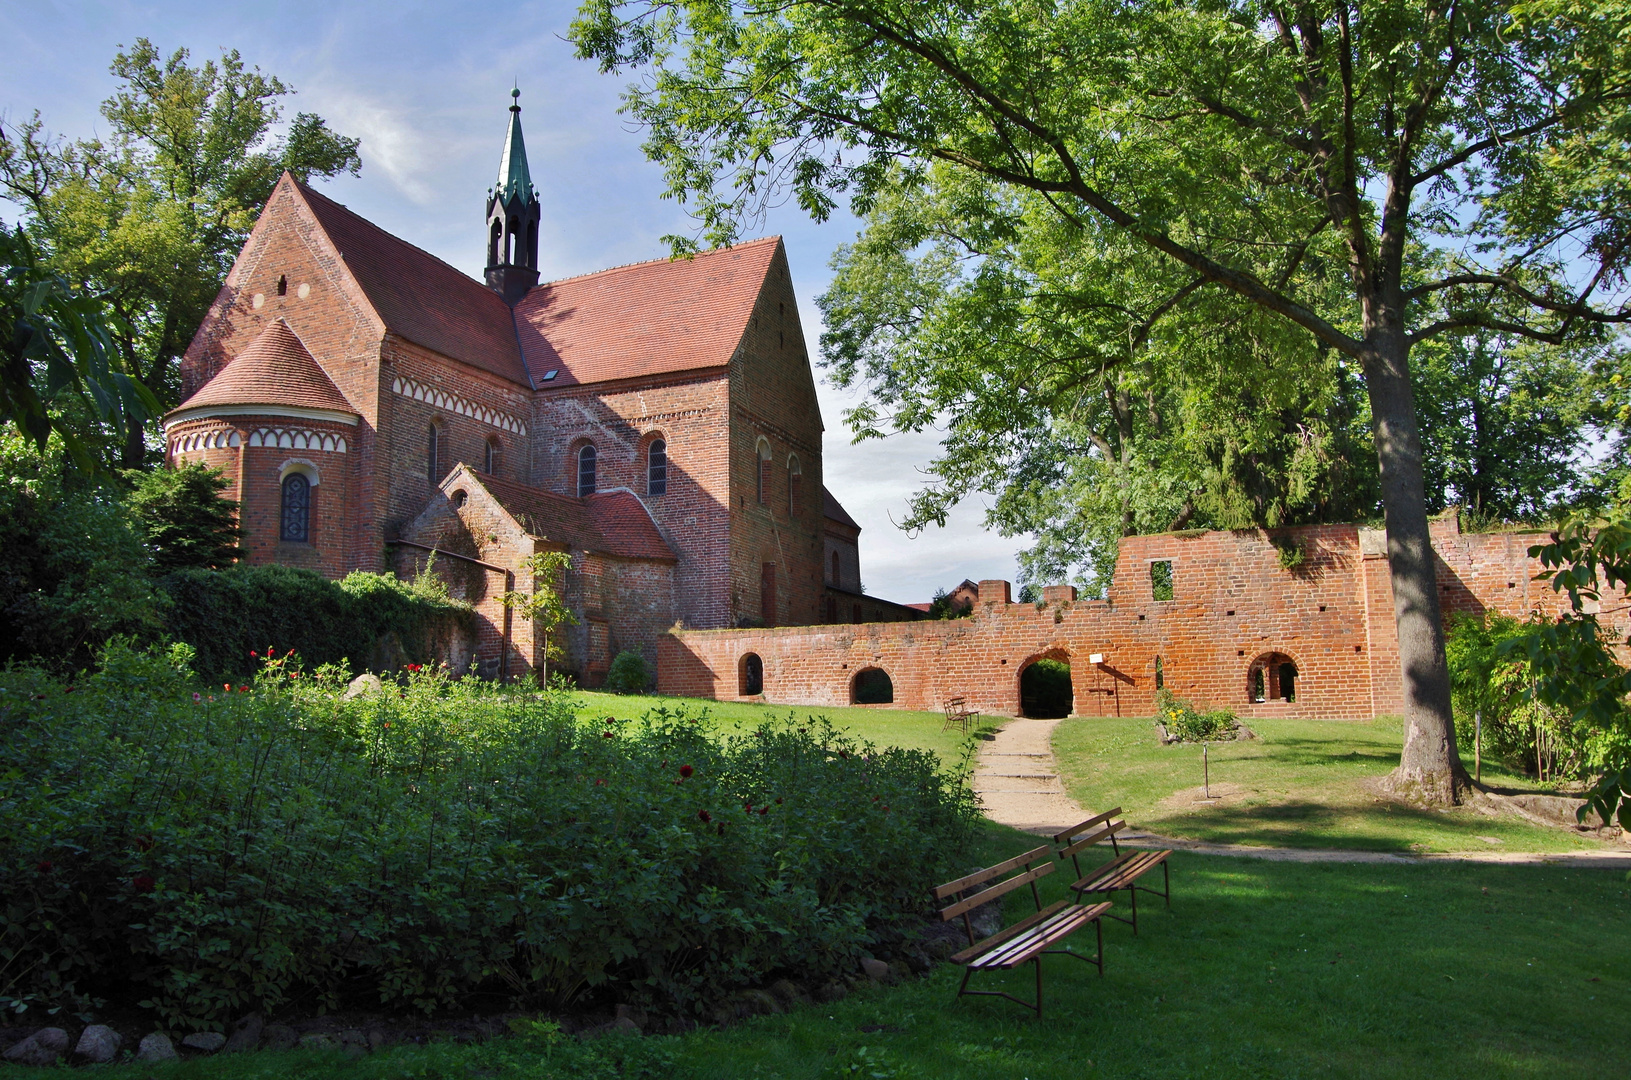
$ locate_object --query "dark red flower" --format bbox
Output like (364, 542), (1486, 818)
(249, 651), (259, 660)
(743, 803), (752, 813)
(134, 835), (155, 853)
(594, 778), (606, 786)
(36, 861), (53, 872)
(697, 809), (711, 823)
(839, 751), (849, 759)
(775, 798), (783, 805)
(132, 875), (155, 894)
(64, 686), (74, 694)
(602, 732), (615, 739)
(883, 806), (890, 813)
(238, 685), (248, 693)
(758, 806), (768, 816)
(679, 765), (694, 779)
(224, 683), (232, 693)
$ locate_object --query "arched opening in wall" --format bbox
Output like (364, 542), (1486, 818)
(647, 437), (667, 496)
(276, 274), (287, 296)
(851, 667), (894, 705)
(756, 438), (772, 504)
(1246, 652), (1299, 703)
(1154, 655), (1164, 691)
(787, 455), (802, 518)
(739, 653), (764, 696)
(452, 489), (468, 509)
(577, 444), (597, 497)
(489, 220), (501, 265)
(484, 437), (501, 475)
(427, 422), (442, 485)
(279, 472), (311, 543)
(1020, 656), (1073, 718)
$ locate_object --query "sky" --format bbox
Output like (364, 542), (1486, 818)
(0, 0), (1028, 604)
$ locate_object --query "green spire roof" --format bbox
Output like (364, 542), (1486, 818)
(495, 88), (534, 204)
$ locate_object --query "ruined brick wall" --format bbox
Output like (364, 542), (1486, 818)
(658, 519), (1585, 721)
(728, 244), (826, 629)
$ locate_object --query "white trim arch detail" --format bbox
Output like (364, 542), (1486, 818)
(245, 428), (347, 453)
(169, 428), (243, 456)
(390, 376), (527, 435)
(279, 458), (321, 486)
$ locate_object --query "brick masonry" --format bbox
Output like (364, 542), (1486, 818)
(658, 516), (1629, 720)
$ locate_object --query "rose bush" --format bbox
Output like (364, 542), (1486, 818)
(0, 642), (977, 1026)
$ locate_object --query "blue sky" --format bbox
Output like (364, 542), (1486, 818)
(0, 0), (1028, 604)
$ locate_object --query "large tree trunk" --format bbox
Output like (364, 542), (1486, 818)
(1361, 327), (1472, 805)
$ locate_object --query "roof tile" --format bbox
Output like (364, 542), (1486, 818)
(471, 471), (675, 561)
(169, 319), (355, 417)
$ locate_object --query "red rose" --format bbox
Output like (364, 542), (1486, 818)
(238, 685), (248, 693)
(758, 806), (768, 815)
(697, 809), (711, 823)
(224, 684), (231, 692)
(602, 732), (615, 739)
(775, 798), (783, 805)
(132, 875), (156, 894)
(679, 765), (694, 779)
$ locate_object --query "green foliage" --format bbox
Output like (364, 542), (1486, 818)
(1020, 659), (1073, 719)
(925, 587), (972, 619)
(124, 460), (244, 571)
(157, 564), (473, 685)
(1446, 613), (1581, 779)
(604, 650), (653, 694)
(0, 432), (164, 670)
(1272, 536), (1307, 571)
(0, 644), (979, 1025)
(0, 39), (359, 466)
(1157, 689), (1240, 743)
(0, 223), (157, 467)
(504, 550), (578, 673)
(1507, 514), (1631, 825)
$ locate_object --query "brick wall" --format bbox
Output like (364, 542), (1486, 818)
(658, 517), (1607, 721)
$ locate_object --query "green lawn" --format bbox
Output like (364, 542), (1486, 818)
(1053, 714), (1607, 854)
(20, 821), (1628, 1079)
(573, 690), (996, 766)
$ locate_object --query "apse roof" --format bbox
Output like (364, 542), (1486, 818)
(168, 319), (355, 418)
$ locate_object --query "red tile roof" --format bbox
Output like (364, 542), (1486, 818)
(823, 487), (861, 530)
(169, 319), (356, 417)
(471, 471), (675, 561)
(294, 180), (531, 387)
(514, 237), (780, 389)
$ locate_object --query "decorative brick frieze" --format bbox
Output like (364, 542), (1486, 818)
(390, 376), (526, 434)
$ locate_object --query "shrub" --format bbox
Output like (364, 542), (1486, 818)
(124, 461), (244, 571)
(157, 564), (473, 683)
(603, 650), (652, 694)
(1447, 611), (1590, 781)
(0, 643), (978, 1026)
(1157, 689), (1239, 742)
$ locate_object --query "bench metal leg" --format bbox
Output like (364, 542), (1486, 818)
(955, 920), (1106, 1020)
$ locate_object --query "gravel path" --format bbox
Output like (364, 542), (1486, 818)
(973, 716), (1631, 869)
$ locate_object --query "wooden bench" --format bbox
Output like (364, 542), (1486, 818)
(942, 696), (981, 734)
(1054, 808), (1172, 934)
(932, 846), (1110, 1017)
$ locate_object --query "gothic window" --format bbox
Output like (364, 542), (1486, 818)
(489, 220), (501, 265)
(427, 423), (441, 485)
(577, 444), (597, 497)
(756, 439), (771, 504)
(280, 473), (310, 543)
(647, 439), (667, 496)
(787, 455), (802, 518)
(484, 437), (501, 475)
(276, 274), (287, 296)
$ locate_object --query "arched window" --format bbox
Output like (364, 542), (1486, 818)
(1154, 655), (1165, 691)
(484, 437), (501, 475)
(647, 438), (667, 496)
(787, 455), (802, 518)
(280, 473), (310, 543)
(756, 439), (771, 504)
(427, 423), (441, 484)
(489, 220), (501, 265)
(577, 444), (597, 497)
(276, 274), (287, 296)
(740, 653), (764, 696)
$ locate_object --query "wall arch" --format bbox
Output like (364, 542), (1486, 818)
(850, 667), (893, 705)
(1018, 649), (1073, 719)
(739, 652), (764, 696)
(1245, 651), (1301, 703)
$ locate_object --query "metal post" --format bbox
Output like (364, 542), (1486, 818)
(1204, 743), (1210, 799)
(1474, 710), (1482, 785)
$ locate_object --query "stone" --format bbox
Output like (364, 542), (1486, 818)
(338, 1029), (368, 1050)
(610, 1016), (642, 1036)
(367, 1028), (389, 1052)
(262, 1025), (298, 1052)
(815, 981), (849, 1004)
(904, 951), (932, 975)
(299, 1033), (337, 1051)
(182, 1031), (227, 1053)
(343, 673), (384, 700)
(74, 1024), (122, 1064)
(223, 1012), (263, 1053)
(737, 989), (782, 1016)
(888, 960), (913, 983)
(614, 1004), (647, 1031)
(137, 1032), (179, 1063)
(4, 1027), (69, 1067)
(860, 957), (892, 983)
(767, 979), (808, 1009)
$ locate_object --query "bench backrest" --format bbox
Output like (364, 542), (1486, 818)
(932, 846), (1055, 945)
(1052, 808), (1126, 878)
(943, 697), (967, 717)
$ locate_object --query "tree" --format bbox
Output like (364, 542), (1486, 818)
(502, 550), (579, 682)
(125, 461), (245, 571)
(573, 0), (1631, 803)
(0, 223), (158, 469)
(0, 39), (360, 468)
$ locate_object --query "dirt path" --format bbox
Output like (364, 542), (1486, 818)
(973, 717), (1631, 869)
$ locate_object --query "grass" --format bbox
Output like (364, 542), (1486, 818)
(13, 820), (1627, 1079)
(573, 690), (995, 765)
(1053, 714), (1607, 854)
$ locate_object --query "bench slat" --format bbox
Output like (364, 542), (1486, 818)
(966, 902), (1113, 969)
(934, 845), (1051, 900)
(1060, 820), (1126, 859)
(1071, 849), (1171, 893)
(939, 861), (1055, 920)
(1052, 807), (1123, 845)
(948, 899), (1072, 964)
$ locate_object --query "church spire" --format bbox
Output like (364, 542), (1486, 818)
(485, 87), (542, 305)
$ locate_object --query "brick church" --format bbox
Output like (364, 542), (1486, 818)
(165, 90), (916, 684)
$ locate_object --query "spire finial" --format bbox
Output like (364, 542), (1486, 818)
(510, 85), (521, 112)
